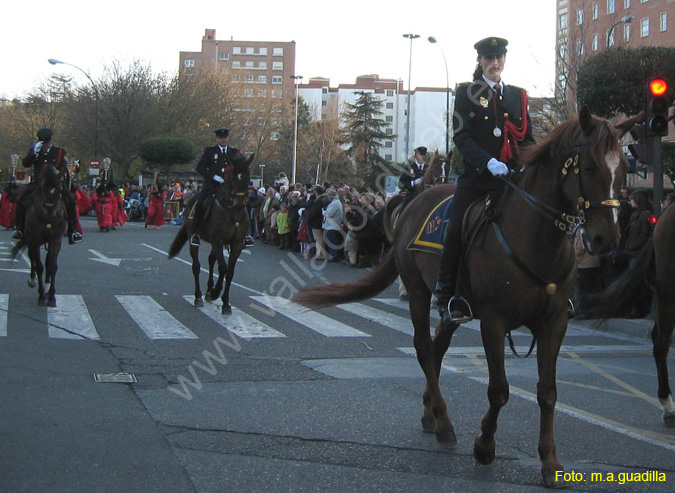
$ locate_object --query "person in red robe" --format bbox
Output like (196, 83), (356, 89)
(145, 185), (166, 229)
(75, 184), (93, 217)
(0, 181), (19, 230)
(95, 185), (114, 232)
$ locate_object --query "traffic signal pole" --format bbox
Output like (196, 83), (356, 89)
(652, 135), (663, 218)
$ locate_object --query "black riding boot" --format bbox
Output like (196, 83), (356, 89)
(12, 202), (25, 241)
(62, 191), (82, 244)
(189, 196), (204, 246)
(435, 246), (472, 325)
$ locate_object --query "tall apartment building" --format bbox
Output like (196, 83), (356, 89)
(555, 0), (675, 115)
(179, 29), (296, 102)
(300, 74), (454, 163)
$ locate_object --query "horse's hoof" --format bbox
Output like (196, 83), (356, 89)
(28, 278), (37, 288)
(421, 417), (436, 433)
(204, 293), (212, 302)
(47, 299), (57, 308)
(473, 435), (496, 465)
(663, 411), (675, 427)
(541, 469), (567, 489)
(435, 428), (457, 446)
(194, 299), (204, 308)
(222, 304), (232, 315)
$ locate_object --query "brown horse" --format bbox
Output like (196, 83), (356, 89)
(589, 202), (675, 427)
(11, 162), (67, 307)
(296, 107), (639, 488)
(168, 153), (254, 314)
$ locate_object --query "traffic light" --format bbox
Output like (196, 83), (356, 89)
(628, 122), (651, 164)
(647, 77), (670, 136)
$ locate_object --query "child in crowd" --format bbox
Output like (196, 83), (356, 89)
(277, 203), (291, 250)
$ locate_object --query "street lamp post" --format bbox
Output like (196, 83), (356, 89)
(290, 75), (303, 186)
(607, 15), (634, 46)
(428, 36), (450, 155)
(102, 157), (111, 184)
(403, 34), (420, 162)
(259, 164), (265, 186)
(48, 58), (100, 159)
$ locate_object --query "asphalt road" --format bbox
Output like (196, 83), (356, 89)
(0, 217), (673, 492)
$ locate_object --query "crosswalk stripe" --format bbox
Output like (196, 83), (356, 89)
(116, 295), (198, 339)
(336, 303), (414, 336)
(250, 295), (370, 338)
(48, 295), (100, 340)
(182, 296), (285, 339)
(0, 294), (7, 337)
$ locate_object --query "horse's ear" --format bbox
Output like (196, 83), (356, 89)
(247, 153), (255, 166)
(579, 105), (594, 136)
(614, 111), (646, 139)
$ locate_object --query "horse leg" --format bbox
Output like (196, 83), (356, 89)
(473, 323), (508, 466)
(32, 248), (46, 306)
(210, 247), (226, 303)
(190, 244), (203, 307)
(45, 242), (59, 307)
(410, 287), (456, 445)
(535, 322), (567, 488)
(653, 301), (675, 426)
(421, 317), (460, 433)
(220, 247), (240, 315)
(205, 249), (219, 302)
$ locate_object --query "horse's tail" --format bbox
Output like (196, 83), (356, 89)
(10, 238), (26, 260)
(168, 224), (189, 259)
(588, 237), (655, 319)
(382, 194), (404, 243)
(295, 248), (399, 309)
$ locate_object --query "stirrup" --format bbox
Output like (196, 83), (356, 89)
(70, 232), (83, 244)
(447, 296), (474, 323)
(12, 230), (23, 241)
(190, 234), (200, 246)
(244, 235), (255, 248)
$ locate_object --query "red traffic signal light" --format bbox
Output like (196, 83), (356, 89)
(647, 77), (670, 137)
(650, 78), (668, 97)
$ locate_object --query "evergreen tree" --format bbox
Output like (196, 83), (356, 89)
(342, 91), (395, 189)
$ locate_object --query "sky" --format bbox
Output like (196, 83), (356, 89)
(1, 0), (556, 100)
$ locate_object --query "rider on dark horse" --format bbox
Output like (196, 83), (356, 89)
(189, 127), (254, 248)
(12, 128), (83, 245)
(398, 146), (429, 211)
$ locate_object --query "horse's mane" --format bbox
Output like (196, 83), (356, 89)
(521, 113), (616, 169)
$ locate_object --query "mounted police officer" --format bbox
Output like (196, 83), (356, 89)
(12, 128), (82, 244)
(398, 146), (429, 210)
(434, 36), (535, 325)
(189, 127), (254, 247)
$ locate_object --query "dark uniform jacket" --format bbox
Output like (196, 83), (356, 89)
(398, 161), (428, 191)
(22, 145), (69, 182)
(453, 79), (535, 191)
(196, 145), (241, 192)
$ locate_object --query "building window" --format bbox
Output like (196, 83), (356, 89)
(270, 132), (279, 141)
(386, 102), (394, 109)
(258, 75), (267, 84)
(232, 61), (241, 69)
(272, 76), (283, 84)
(259, 47), (268, 56)
(272, 61), (283, 70)
(232, 75), (240, 82)
(385, 154), (393, 161)
(385, 141), (393, 148)
(245, 75), (254, 83)
(386, 116), (393, 122)
(322, 100), (327, 106)
(258, 61), (267, 70)
(273, 47), (284, 56)
(661, 12), (667, 32)
(607, 0), (615, 14)
(592, 33), (598, 51)
(624, 0), (630, 7)
(559, 13), (568, 30)
(246, 47), (254, 54)
(577, 8), (584, 25)
(271, 90), (282, 98)
(233, 47), (241, 55)
(258, 89), (267, 97)
(244, 88), (254, 97)
(624, 23), (631, 41)
(386, 90), (394, 96)
(245, 61), (254, 68)
(640, 0), (649, 3)
(577, 39), (585, 55)
(386, 129), (393, 135)
(184, 59), (195, 68)
(219, 53), (229, 60)
(592, 2), (598, 19)
(641, 17), (650, 37)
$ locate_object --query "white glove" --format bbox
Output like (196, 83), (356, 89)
(213, 175), (225, 183)
(487, 158), (509, 176)
(412, 178), (423, 186)
(33, 141), (43, 154)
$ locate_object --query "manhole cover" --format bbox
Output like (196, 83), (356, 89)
(93, 373), (137, 383)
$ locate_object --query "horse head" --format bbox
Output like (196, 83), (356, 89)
(229, 152), (254, 208)
(39, 162), (63, 203)
(423, 150), (453, 187)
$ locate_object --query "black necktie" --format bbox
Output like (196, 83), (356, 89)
(494, 84), (501, 98)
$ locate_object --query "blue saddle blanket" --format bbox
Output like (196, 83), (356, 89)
(407, 195), (453, 254)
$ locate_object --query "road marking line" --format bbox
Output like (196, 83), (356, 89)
(0, 294), (7, 337)
(250, 295), (370, 338)
(182, 295), (285, 339)
(116, 295), (198, 339)
(336, 303), (414, 335)
(48, 295), (100, 340)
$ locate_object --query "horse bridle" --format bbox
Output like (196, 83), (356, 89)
(500, 138), (620, 236)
